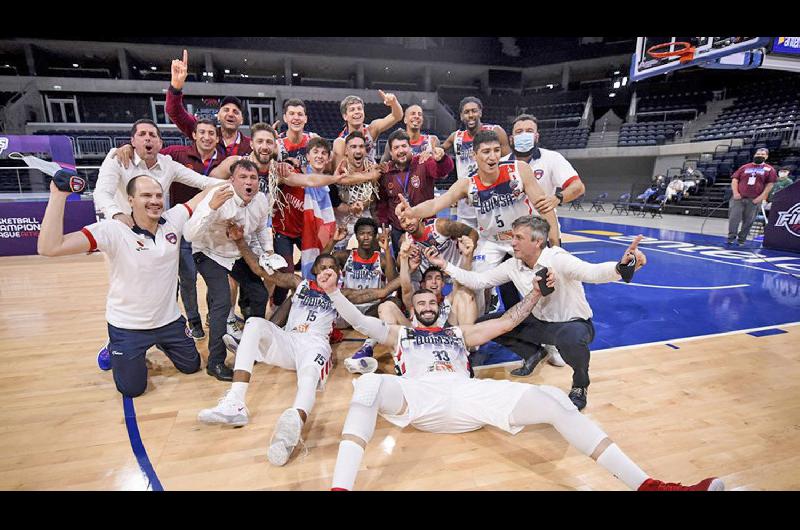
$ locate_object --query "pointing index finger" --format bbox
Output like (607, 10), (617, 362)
(182, 49), (188, 66)
(625, 235), (644, 254)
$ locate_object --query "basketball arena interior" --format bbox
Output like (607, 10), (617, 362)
(0, 36), (799, 492)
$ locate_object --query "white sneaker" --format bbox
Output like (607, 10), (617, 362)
(197, 390), (249, 426)
(226, 319), (243, 341)
(343, 356), (379, 374)
(543, 344), (566, 367)
(222, 333), (239, 354)
(267, 408), (304, 466)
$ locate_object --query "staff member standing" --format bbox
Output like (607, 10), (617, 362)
(728, 147), (777, 246)
(38, 175), (214, 397)
(425, 216), (647, 411)
(184, 159), (273, 382)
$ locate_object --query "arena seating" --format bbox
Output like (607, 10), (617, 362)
(538, 126), (589, 149)
(692, 76), (800, 142)
(618, 121), (684, 146)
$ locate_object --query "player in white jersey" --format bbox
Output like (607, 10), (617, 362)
(332, 91), (403, 168)
(397, 129), (559, 313)
(398, 213), (477, 275)
(198, 228), (396, 466)
(441, 96), (511, 228)
(315, 268), (725, 492)
(502, 114), (585, 215)
(348, 233), (479, 375)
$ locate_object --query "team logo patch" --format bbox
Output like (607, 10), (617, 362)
(411, 175), (421, 189)
(185, 325), (193, 338)
(534, 169), (544, 180)
(775, 203), (800, 238)
(166, 233), (177, 244)
(69, 175), (86, 193)
(0, 137), (8, 157)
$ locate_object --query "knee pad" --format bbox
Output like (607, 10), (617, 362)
(351, 373), (383, 408)
(538, 385), (578, 413)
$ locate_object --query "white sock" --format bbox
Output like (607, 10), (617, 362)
(364, 338), (378, 349)
(228, 308), (236, 321)
(331, 440), (365, 491)
(595, 443), (649, 490)
(230, 381), (249, 403)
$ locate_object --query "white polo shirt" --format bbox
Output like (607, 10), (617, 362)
(94, 149), (225, 220)
(444, 246), (620, 322)
(82, 204), (192, 330)
(183, 190), (273, 271)
(502, 148), (580, 196)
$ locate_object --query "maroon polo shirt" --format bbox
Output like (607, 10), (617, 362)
(376, 153), (454, 230)
(160, 144), (224, 205)
(166, 86), (252, 156)
(731, 162), (778, 198)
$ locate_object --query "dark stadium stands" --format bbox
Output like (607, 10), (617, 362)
(618, 121), (684, 146)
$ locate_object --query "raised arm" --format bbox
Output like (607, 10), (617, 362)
(398, 236), (418, 311)
(209, 155), (242, 180)
(378, 224), (397, 282)
(519, 163), (560, 246)
(165, 49), (198, 139)
(316, 269), (400, 348)
(436, 218), (478, 247)
(396, 179), (468, 221)
(185, 181), (225, 212)
(38, 181), (94, 257)
(440, 131), (456, 153)
(436, 248), (513, 291)
(367, 90), (403, 138)
(460, 274), (544, 348)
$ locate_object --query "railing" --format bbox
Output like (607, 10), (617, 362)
(0, 166), (101, 196)
(636, 109), (698, 121)
(75, 136), (113, 157)
(752, 122), (797, 146)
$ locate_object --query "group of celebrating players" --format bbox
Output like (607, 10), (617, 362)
(34, 49), (725, 491)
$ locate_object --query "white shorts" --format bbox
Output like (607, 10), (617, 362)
(380, 373), (530, 435)
(472, 238), (513, 273)
(256, 321), (332, 376)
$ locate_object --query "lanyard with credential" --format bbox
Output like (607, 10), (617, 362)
(226, 131), (242, 157)
(396, 166), (412, 197)
(202, 149), (219, 176)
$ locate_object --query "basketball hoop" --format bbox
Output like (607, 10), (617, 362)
(646, 41), (696, 63)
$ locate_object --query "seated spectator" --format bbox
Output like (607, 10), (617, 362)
(666, 176), (685, 203)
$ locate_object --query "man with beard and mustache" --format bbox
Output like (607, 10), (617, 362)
(38, 175), (218, 397)
(332, 92), (403, 168)
(167, 50), (251, 157)
(375, 130), (453, 257)
(440, 96), (511, 229)
(316, 268), (723, 492)
(183, 159), (273, 382)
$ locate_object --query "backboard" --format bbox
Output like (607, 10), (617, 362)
(630, 37), (773, 81)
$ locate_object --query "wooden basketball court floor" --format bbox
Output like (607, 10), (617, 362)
(1, 230), (799, 491)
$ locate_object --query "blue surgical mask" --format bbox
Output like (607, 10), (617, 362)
(513, 132), (536, 153)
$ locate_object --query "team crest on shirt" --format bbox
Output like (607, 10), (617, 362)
(534, 169), (544, 180)
(166, 233), (177, 244)
(411, 175), (420, 189)
(509, 177), (522, 198)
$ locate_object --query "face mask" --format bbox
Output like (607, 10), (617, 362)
(513, 132), (536, 154)
(754, 156), (766, 164)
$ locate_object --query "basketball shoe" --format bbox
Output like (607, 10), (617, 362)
(222, 333), (239, 354)
(543, 344), (566, 367)
(638, 477), (725, 491)
(344, 344), (378, 374)
(197, 389), (249, 426)
(97, 343), (111, 371)
(226, 318), (243, 341)
(268, 408), (303, 466)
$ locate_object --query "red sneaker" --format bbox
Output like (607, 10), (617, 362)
(329, 328), (344, 344)
(638, 477), (725, 491)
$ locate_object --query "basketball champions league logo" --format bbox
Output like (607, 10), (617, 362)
(775, 203), (800, 238)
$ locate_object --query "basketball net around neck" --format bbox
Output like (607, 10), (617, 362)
(266, 160), (289, 218)
(338, 158), (379, 205)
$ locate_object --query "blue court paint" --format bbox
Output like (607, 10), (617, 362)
(747, 328), (788, 337)
(122, 397), (164, 491)
(556, 217), (800, 350)
(665, 343), (680, 349)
